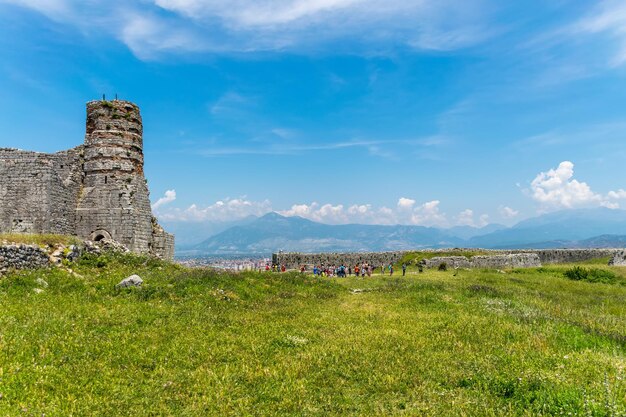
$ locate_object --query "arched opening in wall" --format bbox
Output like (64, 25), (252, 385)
(90, 229), (112, 242)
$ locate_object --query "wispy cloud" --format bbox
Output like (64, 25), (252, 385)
(1, 0), (498, 59)
(196, 136), (449, 157)
(572, 0), (626, 67)
(513, 121), (626, 151)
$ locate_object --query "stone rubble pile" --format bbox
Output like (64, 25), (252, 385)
(609, 250), (626, 266)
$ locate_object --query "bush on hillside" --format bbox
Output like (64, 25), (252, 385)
(563, 266), (618, 284)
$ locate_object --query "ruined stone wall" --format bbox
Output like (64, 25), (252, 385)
(0, 100), (174, 260)
(273, 251), (406, 269)
(422, 254), (542, 269)
(609, 250), (626, 266)
(274, 248), (622, 270)
(0, 147), (83, 235)
(0, 244), (50, 274)
(507, 249), (617, 264)
(151, 218), (175, 260)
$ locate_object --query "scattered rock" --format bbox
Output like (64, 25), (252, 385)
(33, 288), (44, 294)
(35, 277), (48, 288)
(116, 274), (143, 288)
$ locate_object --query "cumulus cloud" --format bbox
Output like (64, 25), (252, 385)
(456, 209), (489, 228)
(397, 197), (416, 210)
(409, 200), (448, 227)
(1, 0), (496, 58)
(278, 199), (451, 226)
(151, 189), (177, 210)
(529, 161), (625, 210)
(279, 202), (397, 225)
(499, 206), (519, 219)
(155, 193), (498, 228)
(157, 197), (272, 221)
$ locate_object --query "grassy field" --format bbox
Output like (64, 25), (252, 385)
(0, 253), (625, 416)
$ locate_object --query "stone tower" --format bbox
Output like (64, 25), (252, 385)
(75, 100), (168, 255)
(0, 99), (174, 259)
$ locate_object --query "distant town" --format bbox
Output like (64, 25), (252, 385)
(176, 255), (271, 271)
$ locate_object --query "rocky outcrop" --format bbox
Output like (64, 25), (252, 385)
(116, 274), (143, 288)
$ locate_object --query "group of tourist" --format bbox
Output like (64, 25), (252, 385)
(265, 262), (409, 276)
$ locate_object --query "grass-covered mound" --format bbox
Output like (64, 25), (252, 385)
(0, 253), (625, 416)
(0, 233), (81, 247)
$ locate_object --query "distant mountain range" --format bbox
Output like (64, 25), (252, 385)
(175, 207), (626, 256)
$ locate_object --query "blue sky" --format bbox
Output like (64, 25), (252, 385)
(1, 0), (625, 231)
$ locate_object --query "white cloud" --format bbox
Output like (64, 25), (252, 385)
(278, 198), (455, 226)
(456, 209), (474, 226)
(529, 161), (625, 211)
(499, 206), (519, 219)
(608, 189), (626, 200)
(158, 197), (272, 221)
(152, 189), (177, 210)
(155, 193), (496, 228)
(2, 0), (496, 58)
(573, 0), (626, 67)
(397, 197), (415, 210)
(410, 200), (448, 227)
(456, 209), (489, 228)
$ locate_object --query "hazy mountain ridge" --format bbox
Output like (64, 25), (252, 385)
(174, 208), (626, 256)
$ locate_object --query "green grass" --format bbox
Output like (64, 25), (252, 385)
(1, 253), (625, 416)
(0, 233), (81, 247)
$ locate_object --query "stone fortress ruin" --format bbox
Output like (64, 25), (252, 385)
(0, 100), (174, 259)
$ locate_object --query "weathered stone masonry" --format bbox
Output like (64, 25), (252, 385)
(0, 100), (174, 259)
(274, 249), (623, 270)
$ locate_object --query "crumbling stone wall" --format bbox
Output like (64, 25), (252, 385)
(0, 244), (50, 274)
(509, 249), (617, 264)
(609, 250), (626, 266)
(274, 248), (621, 270)
(0, 100), (174, 259)
(273, 251), (406, 269)
(0, 147), (83, 235)
(423, 253), (541, 269)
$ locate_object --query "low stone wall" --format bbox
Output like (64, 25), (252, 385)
(422, 256), (471, 269)
(0, 238), (140, 275)
(423, 254), (541, 269)
(273, 248), (622, 270)
(0, 244), (50, 274)
(272, 251), (406, 270)
(509, 249), (618, 264)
